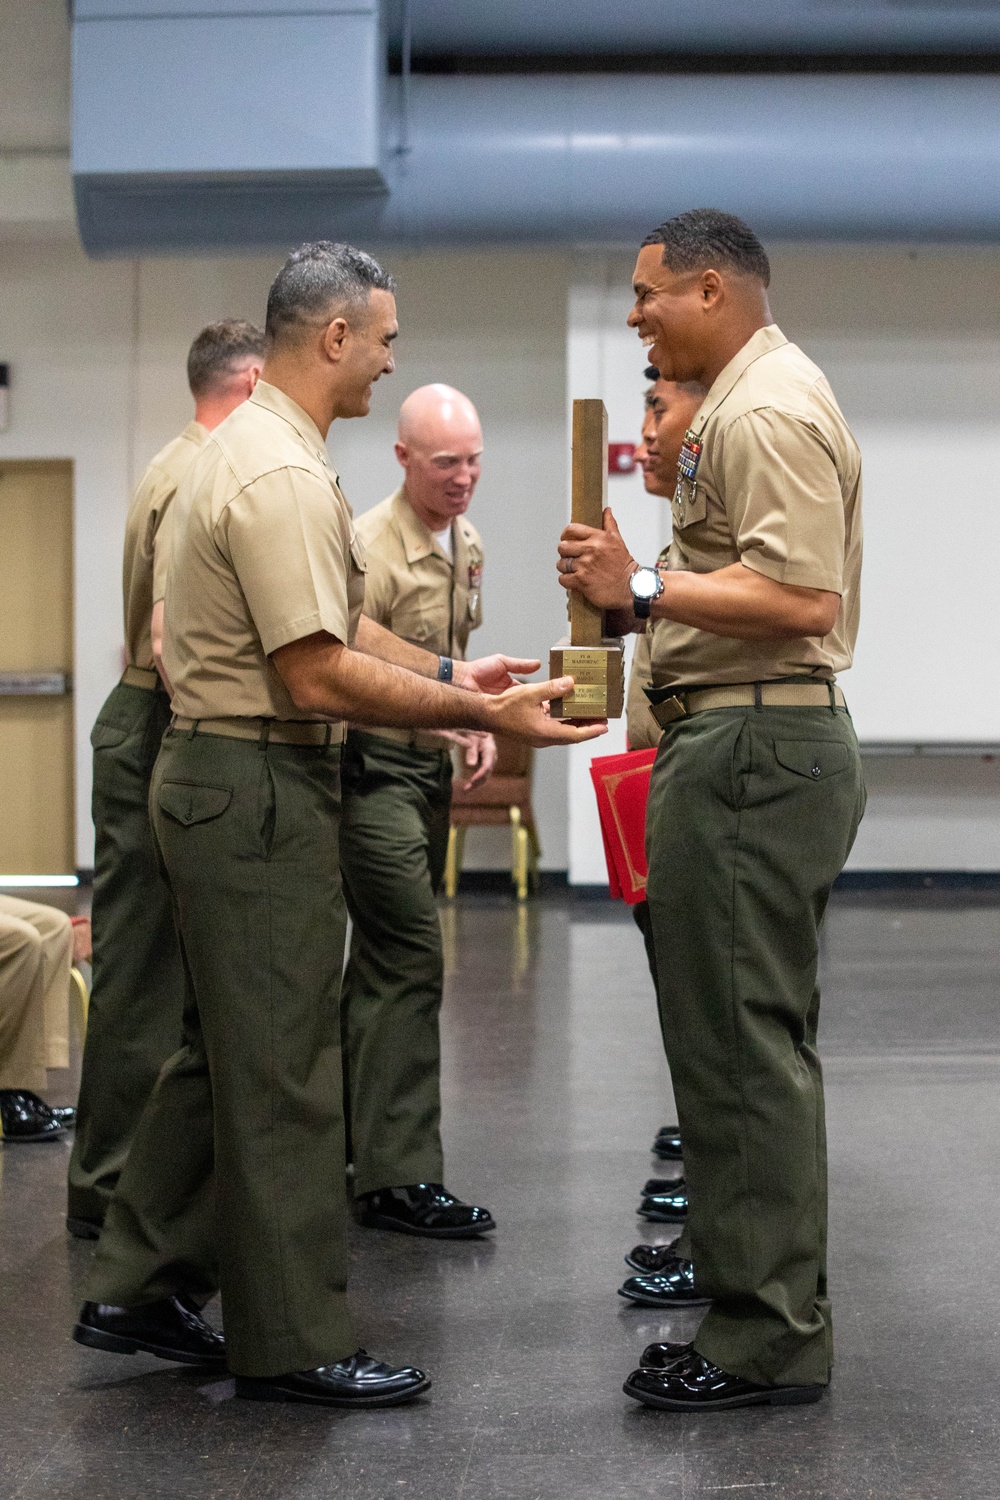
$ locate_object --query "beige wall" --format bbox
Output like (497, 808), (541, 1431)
(0, 241), (573, 870)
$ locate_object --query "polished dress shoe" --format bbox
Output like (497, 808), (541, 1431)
(19, 1090), (76, 1127)
(625, 1239), (680, 1273)
(652, 1125), (683, 1161)
(235, 1349), (431, 1408)
(618, 1257), (710, 1309)
(356, 1183), (496, 1239)
(640, 1339), (694, 1369)
(0, 1089), (67, 1143)
(638, 1177), (688, 1222)
(66, 1215), (103, 1240)
(643, 1176), (685, 1196)
(624, 1349), (826, 1411)
(73, 1296), (227, 1368)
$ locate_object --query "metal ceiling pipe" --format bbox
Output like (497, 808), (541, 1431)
(390, 0), (1000, 57)
(75, 73), (1000, 254)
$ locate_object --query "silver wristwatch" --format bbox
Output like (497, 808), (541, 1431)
(629, 566), (664, 619)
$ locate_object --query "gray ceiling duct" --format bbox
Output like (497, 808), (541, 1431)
(72, 3), (1000, 255)
(390, 1), (1000, 57)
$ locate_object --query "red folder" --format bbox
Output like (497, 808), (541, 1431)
(588, 748), (657, 904)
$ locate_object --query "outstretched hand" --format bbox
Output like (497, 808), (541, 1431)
(486, 677), (608, 748)
(455, 653), (542, 695)
(557, 508), (637, 610)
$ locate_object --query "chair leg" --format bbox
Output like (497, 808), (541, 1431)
(510, 807), (529, 902)
(527, 823), (541, 894)
(445, 825), (466, 899)
(70, 965), (90, 1034)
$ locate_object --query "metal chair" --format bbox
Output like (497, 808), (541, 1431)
(445, 734), (541, 901)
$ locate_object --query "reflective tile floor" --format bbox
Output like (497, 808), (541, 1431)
(1, 886), (999, 1500)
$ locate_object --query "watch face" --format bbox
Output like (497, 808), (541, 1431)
(631, 569), (660, 600)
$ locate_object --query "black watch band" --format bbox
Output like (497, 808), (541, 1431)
(633, 597), (652, 620)
(437, 656), (454, 683)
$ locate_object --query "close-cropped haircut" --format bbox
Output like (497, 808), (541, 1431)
(187, 320), (265, 398)
(265, 241), (395, 344)
(643, 209), (771, 288)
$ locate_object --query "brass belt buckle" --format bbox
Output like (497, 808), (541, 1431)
(651, 693), (690, 729)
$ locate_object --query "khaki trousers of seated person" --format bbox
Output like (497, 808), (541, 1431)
(0, 895), (73, 1092)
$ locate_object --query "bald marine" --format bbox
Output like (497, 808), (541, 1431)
(338, 380), (497, 1239)
(394, 383), (484, 533)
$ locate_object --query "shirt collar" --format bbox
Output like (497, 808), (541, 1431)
(689, 325), (788, 438)
(248, 380), (333, 472)
(391, 487), (455, 566)
(182, 419), (208, 445)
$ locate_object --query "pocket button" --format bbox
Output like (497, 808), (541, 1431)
(812, 764), (822, 778)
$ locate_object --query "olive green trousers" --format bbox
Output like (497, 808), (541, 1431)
(338, 731), (452, 1197)
(68, 681), (184, 1226)
(86, 727), (356, 1378)
(645, 704), (865, 1389)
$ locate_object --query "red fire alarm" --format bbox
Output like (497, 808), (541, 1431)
(608, 442), (637, 475)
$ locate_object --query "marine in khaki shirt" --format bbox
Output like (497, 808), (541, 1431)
(68, 321), (265, 1239)
(163, 380), (367, 727)
(351, 483), (483, 745)
(340, 384), (497, 1238)
(122, 422), (206, 671)
(558, 211), (866, 1412)
(649, 323), (862, 691)
(83, 245), (602, 1409)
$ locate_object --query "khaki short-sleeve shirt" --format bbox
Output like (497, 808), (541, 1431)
(162, 381), (366, 723)
(626, 547), (670, 751)
(351, 486), (484, 745)
(121, 420), (206, 669)
(648, 325), (862, 690)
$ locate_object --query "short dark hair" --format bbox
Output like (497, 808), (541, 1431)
(642, 209), (770, 287)
(187, 320), (265, 398)
(266, 241), (395, 344)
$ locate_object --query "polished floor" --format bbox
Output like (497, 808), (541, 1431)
(1, 885), (998, 1500)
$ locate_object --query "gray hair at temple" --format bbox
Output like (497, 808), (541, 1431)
(265, 241), (396, 345)
(186, 320), (265, 398)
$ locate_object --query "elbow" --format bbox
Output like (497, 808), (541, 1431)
(807, 597), (841, 638)
(286, 677), (328, 716)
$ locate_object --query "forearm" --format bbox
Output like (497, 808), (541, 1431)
(273, 635), (494, 730)
(650, 561), (838, 641)
(355, 613), (440, 678)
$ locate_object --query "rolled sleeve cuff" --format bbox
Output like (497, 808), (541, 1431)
(739, 551), (843, 596)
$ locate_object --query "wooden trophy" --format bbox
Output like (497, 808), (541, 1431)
(549, 399), (624, 720)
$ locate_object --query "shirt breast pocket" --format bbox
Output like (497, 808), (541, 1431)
(673, 482), (708, 531)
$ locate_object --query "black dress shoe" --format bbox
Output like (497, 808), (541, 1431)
(18, 1090), (76, 1127)
(625, 1239), (680, 1273)
(640, 1339), (695, 1369)
(618, 1258), (710, 1309)
(73, 1296), (227, 1368)
(643, 1176), (686, 1196)
(235, 1349), (431, 1408)
(638, 1178), (688, 1222)
(652, 1126), (683, 1161)
(66, 1215), (103, 1240)
(356, 1184), (496, 1239)
(0, 1089), (66, 1143)
(624, 1349), (826, 1411)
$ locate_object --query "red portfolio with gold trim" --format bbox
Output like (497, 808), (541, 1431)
(588, 748), (657, 905)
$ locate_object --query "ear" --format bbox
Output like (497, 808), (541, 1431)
(247, 363), (263, 395)
(700, 269), (724, 309)
(321, 317), (349, 363)
(394, 440), (408, 468)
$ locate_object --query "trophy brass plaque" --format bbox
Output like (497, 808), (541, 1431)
(549, 398), (624, 720)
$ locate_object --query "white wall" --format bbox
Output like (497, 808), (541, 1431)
(0, 242), (573, 870)
(566, 249), (1000, 880)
